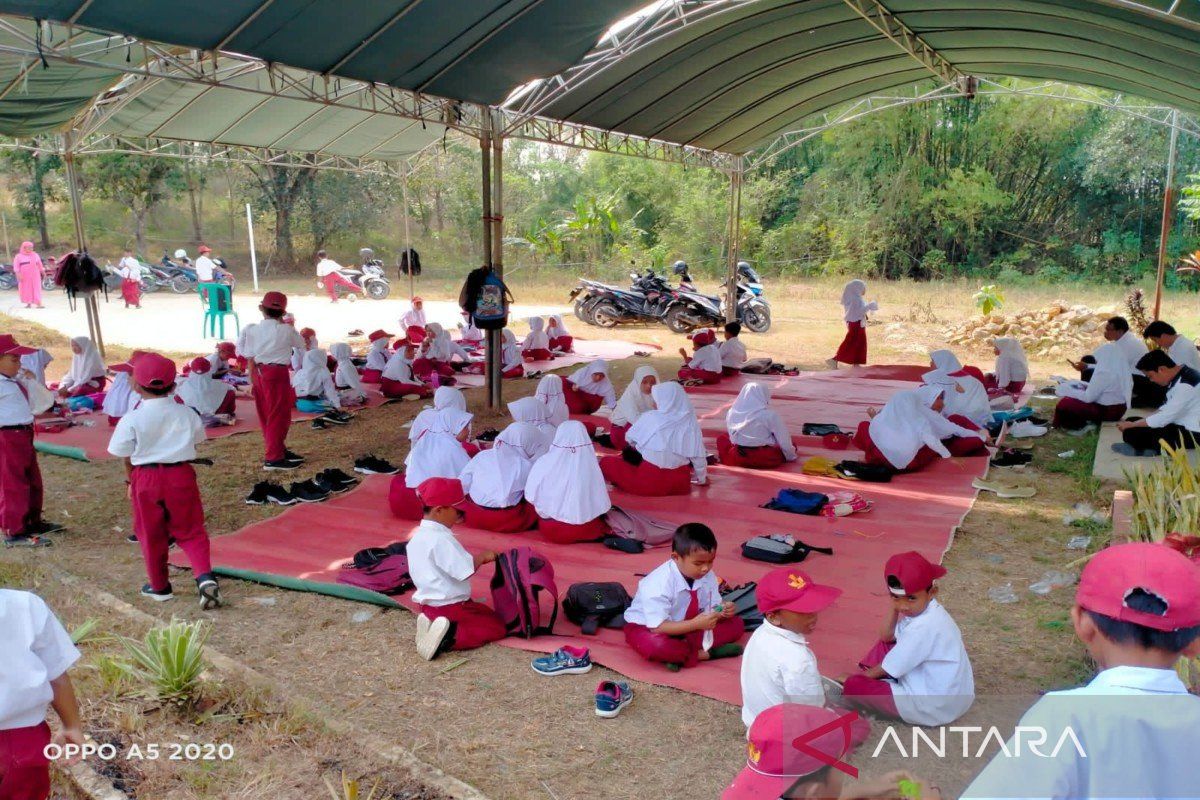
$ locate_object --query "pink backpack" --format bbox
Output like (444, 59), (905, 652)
(603, 505), (675, 546)
(490, 546), (557, 638)
(337, 544), (412, 595)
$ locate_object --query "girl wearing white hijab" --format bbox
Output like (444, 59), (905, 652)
(925, 352), (992, 428)
(547, 315), (573, 353)
(829, 279), (878, 368)
(521, 316), (552, 361)
(413, 322), (471, 383)
(57, 336), (107, 397)
(361, 330), (393, 383)
(391, 407), (474, 520)
(507, 396), (555, 456)
(19, 348), (52, 387)
(678, 329), (723, 384)
(718, 382), (797, 468)
(526, 420), (612, 543)
(1053, 342), (1132, 430)
(401, 297), (426, 341)
(601, 382), (707, 495)
(986, 337), (1029, 398)
(411, 386), (467, 442)
(101, 352), (147, 424)
(563, 359), (617, 414)
(290, 328), (318, 371)
(929, 348), (987, 385)
(459, 424), (541, 532)
(178, 356), (236, 421)
(459, 311), (484, 347)
(291, 348), (342, 412)
(609, 366), (659, 450)
(536, 373), (570, 426)
(501, 329), (524, 379)
(380, 342), (433, 399)
(329, 343), (367, 406)
(854, 386), (985, 472)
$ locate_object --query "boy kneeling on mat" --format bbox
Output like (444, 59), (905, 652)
(624, 523), (744, 670)
(410, 477), (505, 660)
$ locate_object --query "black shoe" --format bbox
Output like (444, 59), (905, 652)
(314, 469), (357, 494)
(284, 450), (305, 462)
(354, 454), (399, 475)
(1027, 415), (1049, 426)
(320, 412), (350, 426)
(140, 583), (174, 602)
(264, 458), (301, 471)
(245, 481), (297, 506)
(4, 534), (51, 548)
(126, 533), (138, 543)
(288, 480), (331, 503)
(196, 576), (222, 610)
(26, 520), (65, 535)
(323, 467), (358, 488)
(991, 449), (1034, 468)
(311, 418), (328, 430)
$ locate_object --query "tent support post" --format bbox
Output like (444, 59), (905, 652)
(489, 124), (505, 411)
(245, 203), (259, 292)
(724, 159), (743, 324)
(480, 126), (497, 409)
(63, 133), (105, 357)
(402, 169), (414, 300)
(1154, 108), (1180, 320)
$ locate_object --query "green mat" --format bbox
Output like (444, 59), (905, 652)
(211, 567), (403, 609)
(34, 441), (89, 461)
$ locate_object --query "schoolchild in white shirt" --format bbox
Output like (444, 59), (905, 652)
(719, 321), (747, 375)
(117, 248), (143, 309)
(0, 334), (61, 548)
(237, 291), (306, 470)
(458, 424), (540, 533)
(718, 382), (797, 469)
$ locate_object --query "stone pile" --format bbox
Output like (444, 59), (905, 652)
(943, 302), (1116, 359)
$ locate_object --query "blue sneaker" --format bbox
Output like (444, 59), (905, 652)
(595, 680), (634, 718)
(531, 645), (592, 676)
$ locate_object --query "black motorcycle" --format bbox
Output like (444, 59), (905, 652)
(665, 262), (771, 333)
(568, 277), (619, 323)
(585, 270), (679, 328)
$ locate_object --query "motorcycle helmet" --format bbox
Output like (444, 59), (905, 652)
(672, 260), (689, 275)
(359, 247), (375, 262)
(173, 248), (187, 260)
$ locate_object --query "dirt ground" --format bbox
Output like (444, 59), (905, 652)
(2, 275), (1158, 799)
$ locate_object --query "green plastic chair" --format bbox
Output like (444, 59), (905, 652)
(200, 282), (240, 339)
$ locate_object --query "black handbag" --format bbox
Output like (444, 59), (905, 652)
(721, 582), (764, 631)
(741, 535), (834, 564)
(562, 582), (632, 635)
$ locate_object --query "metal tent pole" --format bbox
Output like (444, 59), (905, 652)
(724, 159), (743, 324)
(62, 133), (105, 357)
(1154, 109), (1181, 320)
(489, 124), (505, 411)
(402, 169), (415, 300)
(480, 125), (496, 408)
(245, 203), (259, 292)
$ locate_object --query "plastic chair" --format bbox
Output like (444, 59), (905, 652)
(200, 282), (239, 339)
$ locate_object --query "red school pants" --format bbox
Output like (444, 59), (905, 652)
(523, 348), (553, 361)
(502, 365), (524, 379)
(1053, 397), (1126, 430)
(360, 368), (383, 384)
(323, 272), (361, 300)
(607, 423), (629, 450)
(59, 377), (107, 398)
(388, 477), (424, 520)
(214, 389), (236, 417)
(834, 320), (867, 365)
(0, 427), (42, 538)
(600, 454), (691, 496)
(842, 639), (901, 718)
(380, 378), (433, 399)
(412, 358), (454, 381)
(0, 722), (51, 800)
(130, 464), (211, 592)
(624, 590), (745, 668)
(463, 498), (539, 533)
(562, 378), (604, 414)
(418, 600), (507, 651)
(549, 335), (573, 353)
(252, 363), (294, 462)
(943, 414), (987, 457)
(537, 515), (610, 544)
(983, 374), (1025, 399)
(677, 366), (722, 384)
(853, 421), (938, 473)
(716, 433), (786, 469)
(121, 277), (142, 306)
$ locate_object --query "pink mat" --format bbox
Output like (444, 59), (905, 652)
(177, 367), (987, 706)
(451, 339), (658, 388)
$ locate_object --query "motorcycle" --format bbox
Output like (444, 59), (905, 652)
(585, 270), (679, 328)
(344, 248), (391, 300)
(664, 262), (771, 333)
(0, 262), (60, 292)
(568, 278), (619, 323)
(160, 253), (235, 294)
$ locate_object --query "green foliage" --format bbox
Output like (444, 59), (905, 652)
(973, 284), (1005, 316)
(119, 618), (210, 705)
(324, 772), (383, 800)
(70, 617), (100, 645)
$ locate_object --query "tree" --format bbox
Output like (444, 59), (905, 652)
(180, 162), (212, 245)
(245, 161), (314, 270)
(302, 170), (397, 258)
(83, 154), (181, 256)
(3, 148), (61, 249)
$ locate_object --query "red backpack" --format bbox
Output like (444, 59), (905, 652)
(336, 543), (412, 594)
(490, 546), (557, 638)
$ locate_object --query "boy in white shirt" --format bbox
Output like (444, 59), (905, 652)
(0, 334), (62, 548)
(740, 566), (841, 728)
(116, 248), (143, 309)
(0, 589), (84, 800)
(842, 551), (974, 726)
(409, 477), (504, 660)
(107, 353), (220, 609)
(624, 523), (744, 670)
(237, 292), (306, 470)
(961, 542), (1200, 799)
(1143, 320), (1200, 371)
(719, 321), (747, 375)
(315, 249), (360, 303)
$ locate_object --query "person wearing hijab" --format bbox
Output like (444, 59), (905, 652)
(853, 386), (986, 472)
(459, 425), (541, 532)
(563, 360), (617, 414)
(391, 407), (473, 520)
(504, 397), (555, 458)
(379, 342), (431, 399)
(601, 382), (708, 495)
(291, 348), (341, 413)
(521, 316), (552, 361)
(547, 315), (573, 353)
(101, 353), (144, 426)
(178, 357), (237, 422)
(19, 349), (52, 388)
(678, 329), (724, 384)
(401, 297), (427, 343)
(535, 374), (570, 427)
(411, 386), (467, 443)
(458, 312), (484, 348)
(718, 382), (797, 469)
(360, 330), (393, 384)
(526, 421), (612, 543)
(291, 327), (318, 371)
(925, 351), (992, 428)
(985, 337), (1028, 399)
(1053, 342), (1132, 430)
(413, 323), (472, 383)
(609, 366), (659, 451)
(13, 241), (44, 309)
(929, 348), (985, 385)
(829, 279), (878, 368)
(329, 343), (367, 406)
(501, 329), (524, 379)
(56, 337), (107, 397)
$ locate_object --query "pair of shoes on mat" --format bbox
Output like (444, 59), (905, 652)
(416, 614), (455, 660)
(1008, 420), (1049, 438)
(320, 410), (352, 425)
(972, 477), (1036, 498)
(532, 646), (592, 676)
(354, 454), (399, 475)
(1111, 442), (1160, 458)
(991, 448), (1033, 468)
(595, 681), (634, 718)
(245, 480), (298, 506)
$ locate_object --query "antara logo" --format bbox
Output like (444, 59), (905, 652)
(871, 726), (1087, 760)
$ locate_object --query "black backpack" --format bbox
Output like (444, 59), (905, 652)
(54, 250), (107, 310)
(721, 582), (764, 631)
(459, 265), (513, 330)
(562, 582), (632, 635)
(835, 460), (894, 482)
(741, 535), (834, 564)
(398, 248), (421, 277)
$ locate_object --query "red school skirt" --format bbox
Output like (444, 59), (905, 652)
(463, 498), (539, 533)
(538, 515), (610, 544)
(834, 320), (867, 365)
(562, 378), (604, 414)
(599, 454), (691, 496)
(716, 433), (786, 469)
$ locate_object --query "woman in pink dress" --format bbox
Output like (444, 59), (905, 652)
(14, 241), (44, 308)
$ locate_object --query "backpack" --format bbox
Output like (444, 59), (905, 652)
(721, 582), (764, 631)
(54, 250), (107, 310)
(603, 505), (675, 547)
(562, 582), (632, 635)
(459, 265), (512, 330)
(490, 546), (557, 638)
(336, 542), (412, 594)
(762, 488), (828, 515)
(835, 460), (894, 483)
(399, 248), (421, 277)
(741, 535), (834, 564)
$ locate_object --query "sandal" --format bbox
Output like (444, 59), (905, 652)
(971, 478), (1036, 498)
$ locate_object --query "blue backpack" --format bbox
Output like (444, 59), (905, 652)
(460, 266), (512, 330)
(762, 488), (828, 515)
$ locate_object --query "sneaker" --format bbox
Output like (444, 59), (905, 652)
(285, 449), (305, 463)
(595, 681), (634, 718)
(354, 454), (399, 475)
(1064, 423), (1098, 438)
(264, 458), (301, 471)
(314, 468), (358, 494)
(26, 520), (65, 535)
(532, 646), (593, 676)
(320, 411), (350, 426)
(246, 481), (297, 506)
(323, 467), (359, 488)
(197, 577), (222, 610)
(288, 480), (330, 503)
(4, 534), (51, 548)
(140, 583), (174, 602)
(416, 614), (452, 660)
(1008, 421), (1049, 438)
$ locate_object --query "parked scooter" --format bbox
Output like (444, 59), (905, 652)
(585, 270), (679, 328)
(0, 263), (14, 290)
(348, 248), (391, 300)
(160, 251), (235, 294)
(664, 261), (771, 333)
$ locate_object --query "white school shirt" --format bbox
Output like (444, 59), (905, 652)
(0, 589), (80, 730)
(107, 396), (206, 465)
(0, 374), (33, 426)
(237, 319), (306, 366)
(740, 620), (824, 728)
(720, 337), (747, 369)
(1168, 334), (1200, 371)
(961, 666), (1200, 800)
(1145, 373), (1200, 431)
(1112, 330), (1148, 373)
(315, 258), (342, 278)
(728, 406), (797, 460)
(117, 256), (143, 281)
(407, 519), (475, 607)
(624, 559), (721, 629)
(194, 255), (216, 281)
(880, 599), (974, 726)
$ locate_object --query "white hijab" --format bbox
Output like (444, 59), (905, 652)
(382, 347), (419, 384)
(501, 329), (523, 370)
(329, 343), (365, 394)
(20, 349), (52, 385)
(523, 316), (550, 350)
(460, 424), (537, 507)
(508, 396), (556, 452)
(365, 337), (391, 371)
(922, 365), (991, 427)
(929, 349), (963, 373)
(525, 420), (611, 524)
(569, 359), (615, 401)
(841, 279), (877, 323)
(177, 365), (230, 416)
(460, 313), (483, 342)
(611, 366), (659, 427)
(405, 407), (473, 488)
(726, 382), (771, 437)
(627, 382), (706, 459)
(100, 371), (136, 418)
(401, 301), (426, 329)
(868, 386), (969, 469)
(992, 337), (1028, 386)
(64, 337), (104, 386)
(410, 386), (466, 441)
(547, 315), (570, 339)
(291, 348), (332, 397)
(536, 374), (569, 426)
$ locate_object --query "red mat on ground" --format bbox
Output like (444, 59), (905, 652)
(451, 339), (658, 388)
(176, 367), (987, 706)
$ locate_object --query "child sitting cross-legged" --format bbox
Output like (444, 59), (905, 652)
(623, 523), (745, 671)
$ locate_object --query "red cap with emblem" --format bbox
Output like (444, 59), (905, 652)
(722, 704), (856, 799)
(885, 551), (947, 596)
(757, 567), (842, 615)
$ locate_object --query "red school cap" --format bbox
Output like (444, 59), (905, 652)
(300, 327), (316, 340)
(261, 291), (288, 311)
(885, 551), (947, 596)
(198, 245), (212, 254)
(133, 352), (177, 390)
(722, 704), (855, 799)
(757, 567), (842, 615)
(416, 477), (466, 508)
(368, 329), (392, 342)
(1076, 542), (1200, 631)
(0, 334), (36, 356)
(188, 357), (212, 375)
(109, 349), (152, 374)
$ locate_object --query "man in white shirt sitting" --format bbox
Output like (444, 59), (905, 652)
(315, 249), (361, 303)
(1143, 320), (1200, 371)
(1115, 349), (1200, 456)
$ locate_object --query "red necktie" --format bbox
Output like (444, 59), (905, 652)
(684, 588), (700, 620)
